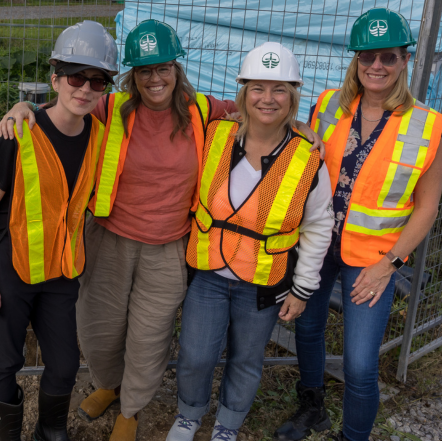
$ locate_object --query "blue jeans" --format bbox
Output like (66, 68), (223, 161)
(176, 270), (280, 430)
(295, 234), (395, 441)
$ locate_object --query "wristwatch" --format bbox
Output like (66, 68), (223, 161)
(386, 251), (405, 270)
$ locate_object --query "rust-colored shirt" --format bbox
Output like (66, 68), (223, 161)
(92, 94), (236, 244)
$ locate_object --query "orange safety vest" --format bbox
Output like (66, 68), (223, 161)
(311, 89), (442, 267)
(10, 117), (104, 284)
(186, 120), (321, 287)
(88, 92), (210, 217)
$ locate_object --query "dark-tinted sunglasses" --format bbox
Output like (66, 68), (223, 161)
(58, 72), (109, 92)
(357, 52), (404, 67)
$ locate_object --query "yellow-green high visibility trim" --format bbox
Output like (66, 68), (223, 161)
(15, 123), (45, 284)
(196, 93), (209, 126)
(196, 121), (235, 269)
(266, 228), (300, 251)
(254, 139), (312, 285)
(94, 92), (130, 217)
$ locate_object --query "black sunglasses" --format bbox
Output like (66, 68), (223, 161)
(58, 72), (109, 92)
(357, 52), (404, 67)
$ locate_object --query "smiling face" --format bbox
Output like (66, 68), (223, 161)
(134, 62), (177, 110)
(52, 68), (105, 117)
(357, 47), (411, 99)
(245, 80), (292, 129)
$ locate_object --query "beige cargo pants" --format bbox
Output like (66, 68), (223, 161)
(77, 219), (187, 418)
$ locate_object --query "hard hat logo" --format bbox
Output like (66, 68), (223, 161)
(262, 52), (280, 69)
(140, 34), (157, 53)
(369, 20), (388, 37)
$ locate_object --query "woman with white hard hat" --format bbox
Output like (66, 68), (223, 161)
(274, 8), (442, 441)
(0, 20), (117, 441)
(166, 41), (333, 441)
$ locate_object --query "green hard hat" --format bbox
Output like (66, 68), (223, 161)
(122, 19), (186, 67)
(348, 8), (416, 52)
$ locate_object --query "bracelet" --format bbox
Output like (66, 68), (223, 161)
(24, 101), (40, 112)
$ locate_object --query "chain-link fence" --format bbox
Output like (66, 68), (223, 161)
(4, 0), (442, 382)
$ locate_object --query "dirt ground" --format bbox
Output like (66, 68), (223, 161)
(17, 368), (257, 441)
(17, 346), (442, 441)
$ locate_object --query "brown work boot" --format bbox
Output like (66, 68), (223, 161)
(109, 413), (138, 441)
(77, 386), (120, 422)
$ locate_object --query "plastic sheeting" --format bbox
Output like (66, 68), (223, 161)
(116, 0), (442, 121)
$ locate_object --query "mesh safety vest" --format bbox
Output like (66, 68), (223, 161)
(10, 117), (104, 284)
(311, 89), (442, 266)
(88, 91), (210, 217)
(186, 120), (321, 287)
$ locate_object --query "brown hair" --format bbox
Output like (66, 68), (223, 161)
(116, 61), (197, 140)
(339, 47), (413, 116)
(234, 81), (300, 140)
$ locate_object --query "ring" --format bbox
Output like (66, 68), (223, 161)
(369, 291), (376, 296)
(7, 116), (15, 122)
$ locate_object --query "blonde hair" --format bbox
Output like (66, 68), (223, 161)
(339, 47), (414, 117)
(116, 61), (197, 140)
(234, 81), (300, 140)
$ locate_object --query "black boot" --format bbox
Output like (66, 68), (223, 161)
(33, 388), (71, 441)
(0, 385), (24, 441)
(273, 381), (331, 441)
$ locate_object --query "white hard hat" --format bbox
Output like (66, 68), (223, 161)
(236, 42), (303, 86)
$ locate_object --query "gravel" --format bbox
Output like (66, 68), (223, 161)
(0, 4), (123, 20)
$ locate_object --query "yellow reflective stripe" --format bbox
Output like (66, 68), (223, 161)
(196, 92), (209, 125)
(346, 223), (405, 236)
(70, 227), (79, 278)
(197, 121), (235, 269)
(314, 119), (320, 132)
(94, 92), (129, 216)
(377, 162), (397, 207)
(323, 124), (336, 142)
(392, 140), (403, 163)
(253, 242), (272, 285)
(415, 146), (428, 169)
(397, 167), (421, 208)
(199, 122), (234, 206)
(196, 228), (211, 269)
(254, 140), (311, 284)
(15, 124), (45, 284)
(335, 107), (343, 120)
(319, 90), (336, 114)
(350, 203), (413, 218)
(398, 108), (412, 135)
(423, 112), (436, 140)
(263, 139), (311, 235)
(267, 229), (300, 250)
(195, 204), (212, 231)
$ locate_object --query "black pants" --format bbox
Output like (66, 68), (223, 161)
(0, 235), (80, 404)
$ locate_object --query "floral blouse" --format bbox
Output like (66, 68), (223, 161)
(332, 101), (391, 234)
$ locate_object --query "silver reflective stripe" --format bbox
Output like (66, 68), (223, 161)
(383, 164), (415, 207)
(347, 209), (410, 231)
(381, 104), (433, 208)
(316, 91), (341, 140)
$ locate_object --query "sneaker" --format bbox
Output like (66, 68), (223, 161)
(210, 420), (238, 441)
(166, 414), (202, 441)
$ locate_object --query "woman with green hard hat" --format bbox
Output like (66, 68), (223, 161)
(274, 8), (442, 441)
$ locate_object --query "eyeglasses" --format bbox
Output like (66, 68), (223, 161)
(58, 72), (109, 92)
(357, 52), (404, 67)
(135, 63), (174, 81)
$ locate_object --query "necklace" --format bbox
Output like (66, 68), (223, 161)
(361, 109), (383, 122)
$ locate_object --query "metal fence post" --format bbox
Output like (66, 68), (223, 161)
(396, 0), (442, 383)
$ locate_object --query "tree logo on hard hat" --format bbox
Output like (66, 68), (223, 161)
(262, 52), (280, 69)
(140, 34), (157, 52)
(369, 20), (388, 37)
